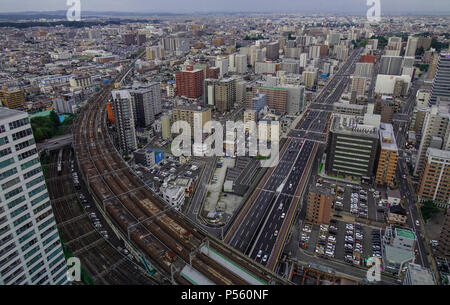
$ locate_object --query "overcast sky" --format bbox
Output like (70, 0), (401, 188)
(0, 0), (449, 14)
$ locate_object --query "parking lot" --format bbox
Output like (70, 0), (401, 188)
(332, 183), (387, 223)
(301, 219), (384, 267)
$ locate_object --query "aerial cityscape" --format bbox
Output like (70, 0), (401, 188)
(1, 0), (450, 292)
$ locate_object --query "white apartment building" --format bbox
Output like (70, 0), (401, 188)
(0, 108), (68, 285)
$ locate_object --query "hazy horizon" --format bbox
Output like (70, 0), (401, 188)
(1, 0), (449, 14)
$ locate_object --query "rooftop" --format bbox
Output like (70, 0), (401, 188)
(379, 123), (398, 151)
(427, 147), (450, 160)
(406, 263), (436, 285)
(395, 228), (416, 240)
(0, 107), (26, 121)
(384, 244), (415, 264)
(330, 114), (379, 138)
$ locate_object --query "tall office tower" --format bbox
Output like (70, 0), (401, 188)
(0, 88), (25, 109)
(175, 67), (204, 98)
(405, 36), (419, 57)
(379, 56), (403, 75)
(214, 78), (236, 112)
(414, 105), (450, 176)
(351, 76), (367, 96)
(437, 206), (450, 258)
(283, 85), (305, 115)
(418, 148), (450, 204)
(354, 62), (374, 78)
(129, 82), (162, 127)
(387, 37), (403, 51)
(235, 54), (247, 74)
(215, 57), (229, 77)
(0, 108), (68, 285)
(309, 45), (321, 59)
(376, 123), (398, 186)
(305, 185), (333, 225)
(111, 90), (137, 153)
(266, 42), (279, 60)
(299, 53), (308, 68)
(430, 53), (450, 106)
(326, 114), (380, 180)
(122, 33), (136, 45)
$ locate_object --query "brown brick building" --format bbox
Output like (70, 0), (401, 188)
(306, 185), (333, 225)
(175, 66), (204, 98)
(245, 86), (287, 115)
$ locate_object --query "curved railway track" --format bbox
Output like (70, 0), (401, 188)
(73, 62), (284, 285)
(47, 148), (157, 284)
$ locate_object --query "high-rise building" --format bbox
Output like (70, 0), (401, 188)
(246, 86), (287, 115)
(214, 78), (236, 112)
(215, 57), (229, 77)
(414, 104), (450, 176)
(299, 53), (308, 68)
(430, 53), (450, 106)
(306, 185), (333, 225)
(387, 37), (403, 51)
(437, 206), (450, 258)
(171, 105), (211, 138)
(266, 42), (279, 60)
(161, 115), (171, 140)
(111, 90), (137, 153)
(379, 56), (403, 75)
(302, 70), (316, 89)
(351, 76), (367, 96)
(175, 67), (204, 99)
(418, 148), (450, 204)
(354, 62), (374, 78)
(129, 82), (161, 127)
(326, 114), (380, 180)
(235, 54), (247, 74)
(146, 46), (165, 60)
(376, 123), (398, 186)
(0, 88), (25, 109)
(0, 108), (68, 285)
(405, 36), (419, 57)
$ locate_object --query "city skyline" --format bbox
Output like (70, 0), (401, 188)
(1, 0), (450, 14)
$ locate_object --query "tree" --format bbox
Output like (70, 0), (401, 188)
(50, 110), (60, 128)
(415, 46), (425, 56)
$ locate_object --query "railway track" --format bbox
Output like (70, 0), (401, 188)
(73, 61), (286, 285)
(46, 147), (157, 284)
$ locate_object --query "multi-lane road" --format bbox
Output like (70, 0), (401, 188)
(225, 48), (363, 271)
